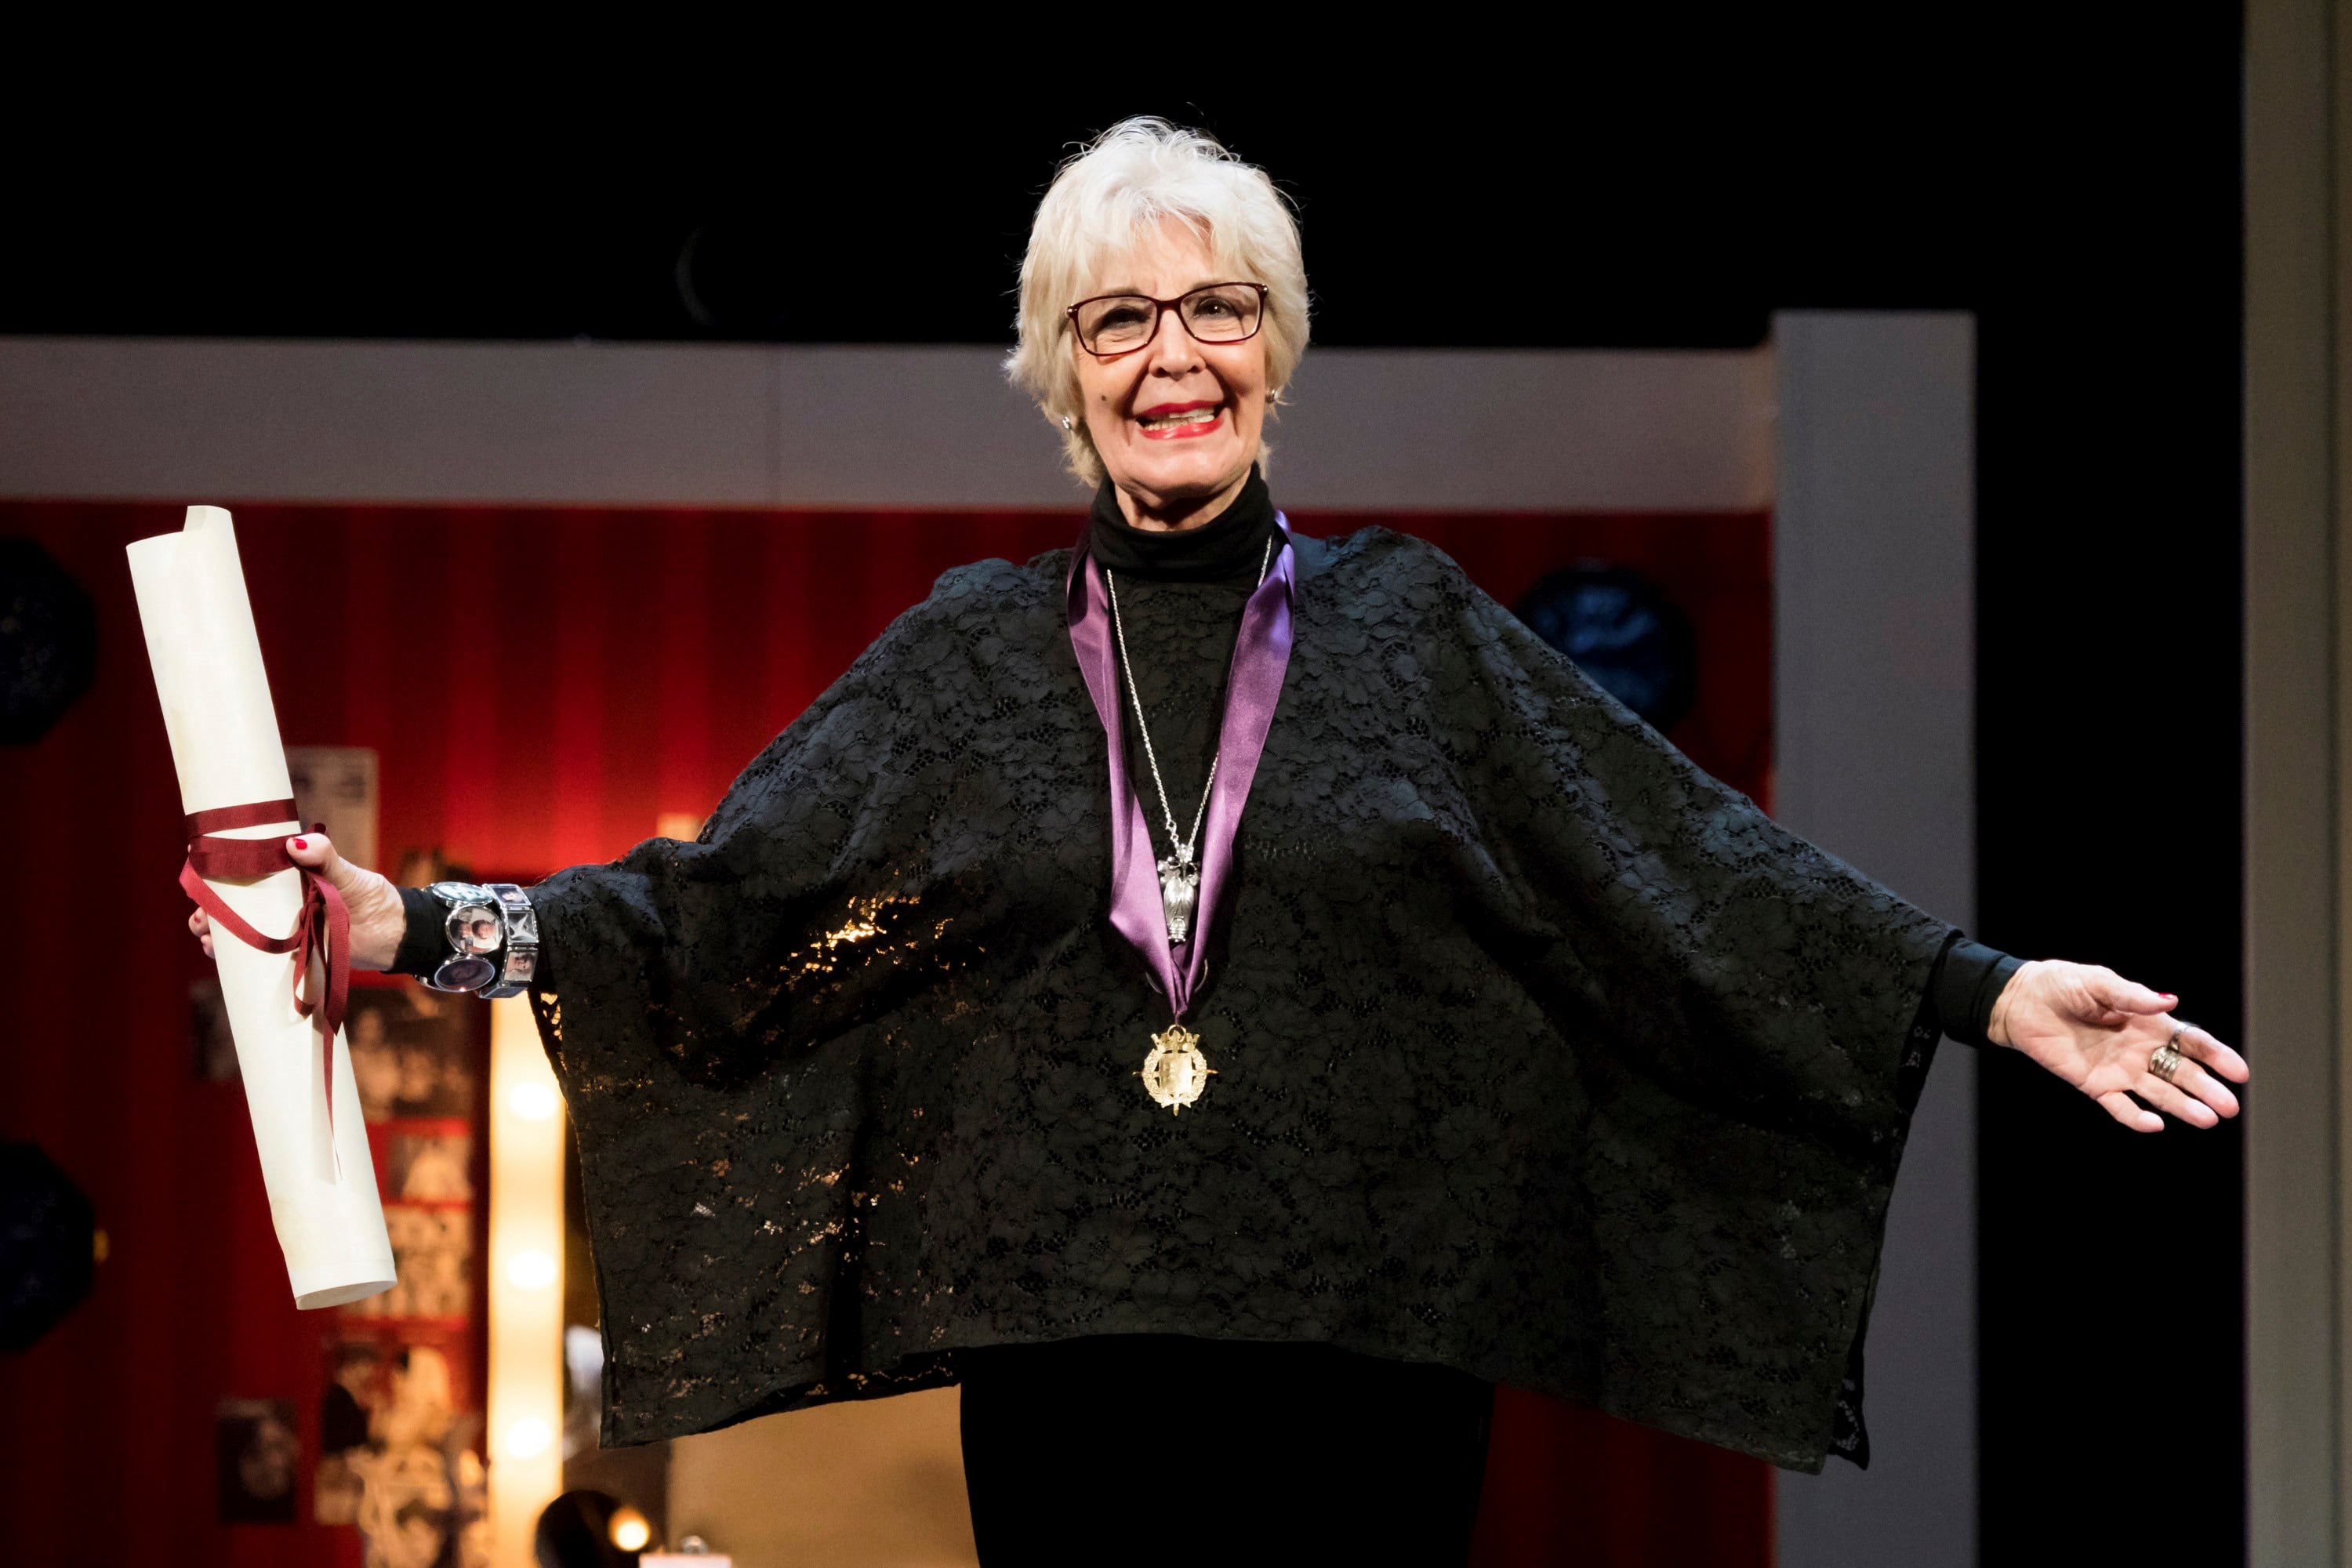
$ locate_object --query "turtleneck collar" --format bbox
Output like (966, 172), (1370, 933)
(1086, 464), (1279, 585)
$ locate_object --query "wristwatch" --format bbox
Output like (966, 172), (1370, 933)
(476, 883), (539, 999)
(419, 881), (506, 993)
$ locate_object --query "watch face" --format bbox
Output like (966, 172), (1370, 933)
(430, 954), (499, 992)
(443, 904), (503, 956)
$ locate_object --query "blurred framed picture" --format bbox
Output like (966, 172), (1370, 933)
(216, 1397), (299, 1525)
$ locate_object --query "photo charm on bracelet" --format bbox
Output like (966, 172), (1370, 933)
(417, 880), (539, 998)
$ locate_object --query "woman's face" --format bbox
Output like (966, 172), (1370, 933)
(1073, 217), (1268, 524)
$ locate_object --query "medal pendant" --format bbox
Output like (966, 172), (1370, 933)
(1138, 1020), (1215, 1115)
(1156, 848), (1200, 945)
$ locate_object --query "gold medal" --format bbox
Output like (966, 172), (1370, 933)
(1138, 1019), (1215, 1115)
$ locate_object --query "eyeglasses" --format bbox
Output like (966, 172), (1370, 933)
(1065, 281), (1269, 356)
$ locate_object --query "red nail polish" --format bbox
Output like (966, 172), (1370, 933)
(292, 837), (307, 850)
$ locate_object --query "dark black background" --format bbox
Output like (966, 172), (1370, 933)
(12, 27), (2245, 1559)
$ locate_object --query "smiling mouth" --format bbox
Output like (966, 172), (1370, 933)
(1135, 403), (1225, 439)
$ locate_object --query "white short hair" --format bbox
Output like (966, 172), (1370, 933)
(1004, 116), (1310, 488)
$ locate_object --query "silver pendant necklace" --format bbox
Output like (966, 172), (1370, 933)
(1104, 535), (1274, 946)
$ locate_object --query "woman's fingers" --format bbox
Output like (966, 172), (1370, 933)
(2095, 1036), (2244, 1131)
(2089, 965), (2176, 1016)
(189, 836), (394, 970)
(283, 832), (403, 971)
(2156, 1049), (2241, 1119)
(286, 833), (341, 880)
(2133, 1072), (2220, 1128)
(2171, 1020), (2252, 1083)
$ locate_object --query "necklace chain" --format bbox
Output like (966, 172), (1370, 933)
(1104, 535), (1275, 861)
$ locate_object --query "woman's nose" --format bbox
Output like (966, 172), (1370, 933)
(1141, 305), (1200, 369)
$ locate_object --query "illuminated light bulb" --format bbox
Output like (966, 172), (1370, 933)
(506, 1250), (558, 1289)
(609, 1506), (652, 1552)
(503, 1417), (552, 1459)
(507, 1081), (560, 1120)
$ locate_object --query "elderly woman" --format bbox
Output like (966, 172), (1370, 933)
(194, 118), (2248, 1563)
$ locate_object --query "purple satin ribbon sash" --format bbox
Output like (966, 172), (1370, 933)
(1065, 512), (1297, 1022)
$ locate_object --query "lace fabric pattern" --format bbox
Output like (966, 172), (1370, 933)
(524, 524), (1954, 1473)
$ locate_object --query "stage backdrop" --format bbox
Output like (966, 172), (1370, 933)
(0, 499), (1771, 1568)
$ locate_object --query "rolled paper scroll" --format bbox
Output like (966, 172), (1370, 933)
(128, 506), (395, 1309)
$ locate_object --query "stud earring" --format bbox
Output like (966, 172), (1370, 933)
(1061, 416), (1074, 431)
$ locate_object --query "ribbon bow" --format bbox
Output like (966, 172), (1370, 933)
(180, 797), (350, 1151)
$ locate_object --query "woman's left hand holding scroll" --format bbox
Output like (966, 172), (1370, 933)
(189, 833), (407, 971)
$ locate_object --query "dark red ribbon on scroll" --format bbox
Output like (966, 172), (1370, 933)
(180, 797), (350, 1148)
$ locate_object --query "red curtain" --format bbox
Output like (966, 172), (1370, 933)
(0, 500), (1771, 1567)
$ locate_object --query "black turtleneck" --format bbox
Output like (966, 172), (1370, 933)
(1086, 463), (1283, 585)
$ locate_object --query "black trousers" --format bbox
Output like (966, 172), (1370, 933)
(957, 1333), (1494, 1566)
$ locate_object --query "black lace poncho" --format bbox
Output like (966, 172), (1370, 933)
(402, 470), (2018, 1473)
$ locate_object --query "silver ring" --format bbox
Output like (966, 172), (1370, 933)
(2150, 1028), (2188, 1083)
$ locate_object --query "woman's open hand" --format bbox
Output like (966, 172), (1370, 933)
(1988, 960), (2249, 1131)
(187, 833), (408, 972)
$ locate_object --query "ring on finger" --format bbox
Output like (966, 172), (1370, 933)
(2150, 1028), (2189, 1084)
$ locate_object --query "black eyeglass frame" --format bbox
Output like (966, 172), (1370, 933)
(1064, 281), (1272, 357)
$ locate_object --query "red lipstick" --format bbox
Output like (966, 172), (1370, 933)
(1134, 399), (1226, 440)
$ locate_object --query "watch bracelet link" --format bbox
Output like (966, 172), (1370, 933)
(416, 880), (539, 998)
(477, 883), (539, 998)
